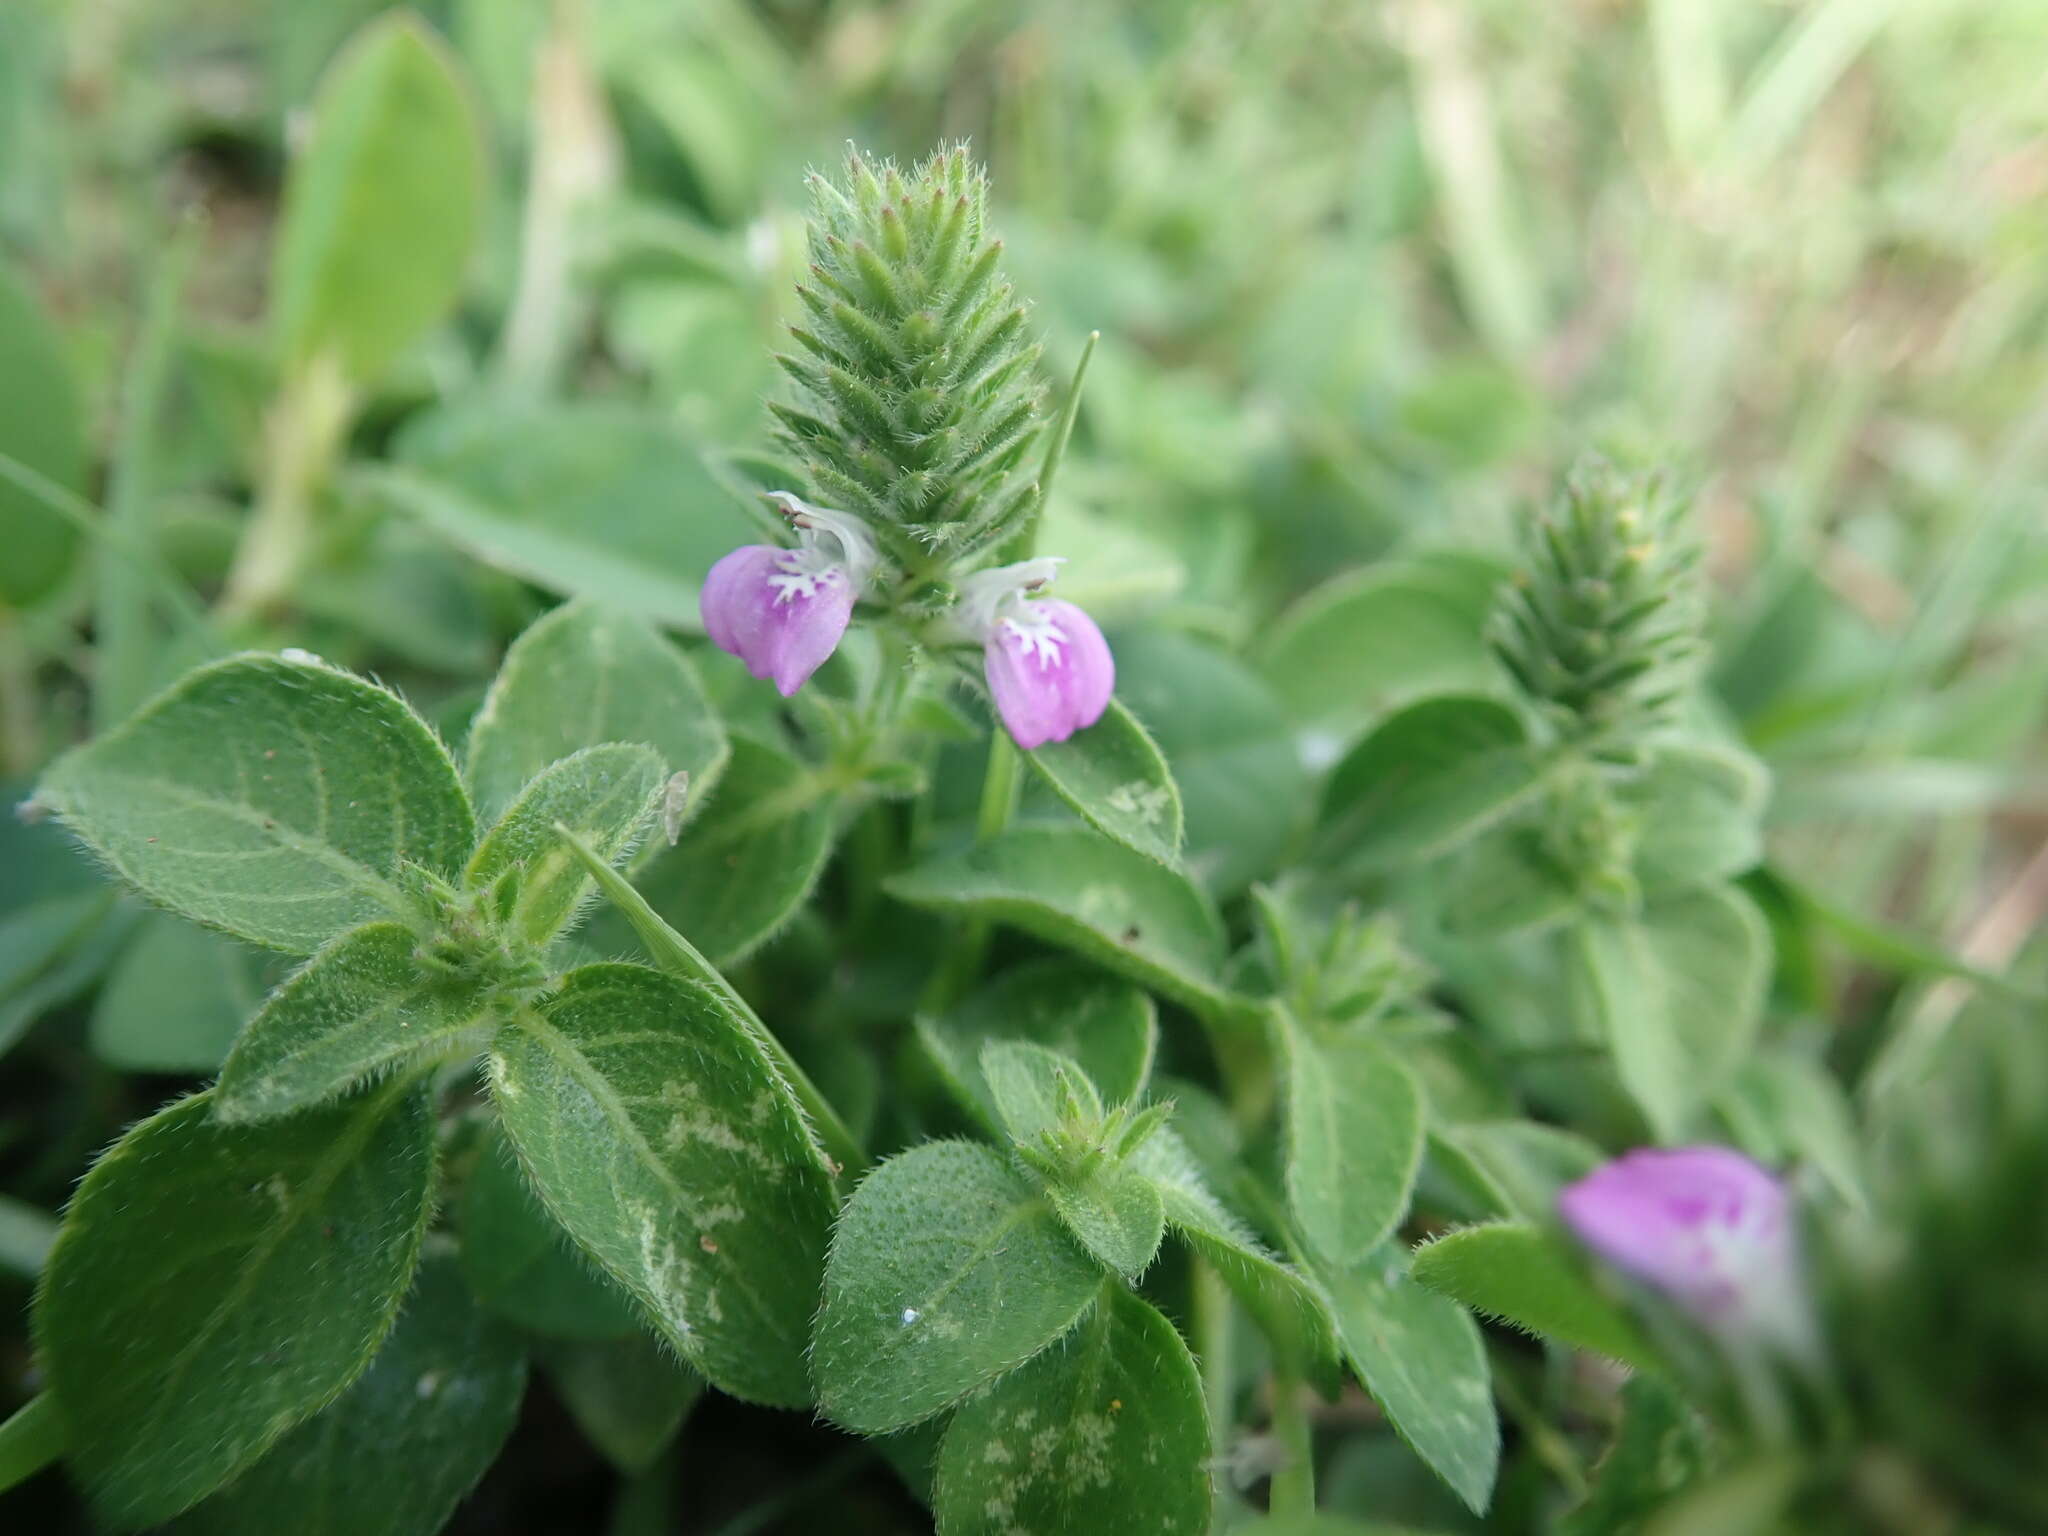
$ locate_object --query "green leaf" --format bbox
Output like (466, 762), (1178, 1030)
(1283, 1025), (1425, 1266)
(980, 1040), (1104, 1146)
(1133, 1128), (1339, 1371)
(1318, 695), (1545, 870)
(814, 1140), (1104, 1434)
(622, 734), (835, 968)
(214, 923), (494, 1123)
(464, 743), (666, 944)
(36, 1081), (435, 1525)
(379, 401), (760, 631)
(1411, 1224), (1660, 1372)
(461, 1131), (642, 1341)
(90, 916), (275, 1074)
(1429, 1120), (1604, 1225)
(1643, 886), (1771, 1094)
(490, 963), (837, 1408)
(1620, 744), (1768, 895)
(1257, 556), (1505, 759)
(917, 959), (1157, 1135)
(933, 1285), (1210, 1536)
(464, 598), (730, 825)
(272, 13), (484, 383)
(1432, 826), (1578, 939)
(886, 825), (1232, 1018)
(534, 1331), (703, 1472)
(34, 652), (475, 954)
(0, 255), (87, 607)
(1568, 916), (1690, 1144)
(1110, 628), (1310, 895)
(1316, 1246), (1499, 1516)
(1026, 697), (1184, 867)
(167, 1253), (525, 1536)
(1046, 1167), (1166, 1281)
(1716, 1050), (1865, 1209)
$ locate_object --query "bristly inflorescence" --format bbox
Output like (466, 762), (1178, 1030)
(1489, 458), (1706, 752)
(770, 144), (1047, 577)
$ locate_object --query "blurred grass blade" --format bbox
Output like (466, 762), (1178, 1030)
(1649, 0), (1727, 163)
(1727, 0), (1904, 168)
(0, 1394), (63, 1496)
(96, 219), (199, 731)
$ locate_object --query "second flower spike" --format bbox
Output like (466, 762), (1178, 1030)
(956, 559), (1114, 750)
(701, 493), (878, 697)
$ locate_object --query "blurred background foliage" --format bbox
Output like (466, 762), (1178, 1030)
(1, 0), (2046, 1528)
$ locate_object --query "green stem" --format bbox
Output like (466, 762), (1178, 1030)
(917, 731), (1022, 1012)
(0, 1394), (64, 1497)
(1266, 1365), (1315, 1517)
(0, 609), (34, 777)
(554, 824), (868, 1178)
(96, 218), (199, 731)
(219, 356), (353, 623)
(1191, 1254), (1237, 1461)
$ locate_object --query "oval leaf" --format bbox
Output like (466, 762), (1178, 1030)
(1316, 1245), (1500, 1517)
(622, 734), (835, 968)
(1410, 1223), (1660, 1372)
(272, 14), (484, 383)
(933, 1286), (1210, 1536)
(886, 826), (1230, 1017)
(167, 1253), (526, 1536)
(34, 653), (475, 954)
(215, 922), (494, 1122)
(918, 959), (1158, 1134)
(1318, 695), (1543, 870)
(1027, 698), (1183, 867)
(1620, 743), (1768, 895)
(36, 1082), (435, 1525)
(814, 1140), (1104, 1434)
(465, 598), (730, 825)
(465, 742), (666, 945)
(491, 964), (836, 1408)
(534, 1332), (703, 1473)
(1284, 1026), (1424, 1266)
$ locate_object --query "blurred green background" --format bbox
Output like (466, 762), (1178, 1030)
(2, 0), (2046, 1528)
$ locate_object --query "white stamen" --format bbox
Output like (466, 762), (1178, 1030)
(1002, 608), (1069, 668)
(767, 547), (843, 604)
(950, 557), (1068, 640)
(762, 491), (879, 586)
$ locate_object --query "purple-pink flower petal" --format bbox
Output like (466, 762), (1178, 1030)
(984, 598), (1115, 750)
(1558, 1146), (1793, 1327)
(701, 544), (855, 697)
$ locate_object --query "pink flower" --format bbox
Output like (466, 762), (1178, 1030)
(1559, 1146), (1800, 1335)
(701, 494), (877, 697)
(954, 559), (1114, 750)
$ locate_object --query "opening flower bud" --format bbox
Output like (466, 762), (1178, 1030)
(953, 558), (1114, 750)
(700, 493), (878, 697)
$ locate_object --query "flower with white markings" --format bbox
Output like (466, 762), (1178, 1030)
(950, 558), (1114, 750)
(701, 492), (879, 697)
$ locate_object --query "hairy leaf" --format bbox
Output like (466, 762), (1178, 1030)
(461, 1131), (641, 1341)
(1027, 698), (1184, 868)
(1411, 1223), (1660, 1372)
(933, 1286), (1210, 1536)
(465, 743), (666, 944)
(887, 826), (1231, 1016)
(36, 1082), (435, 1525)
(34, 653), (474, 953)
(1284, 1025), (1424, 1266)
(491, 964), (836, 1407)
(465, 599), (728, 825)
(168, 1253), (525, 1536)
(814, 1141), (1104, 1434)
